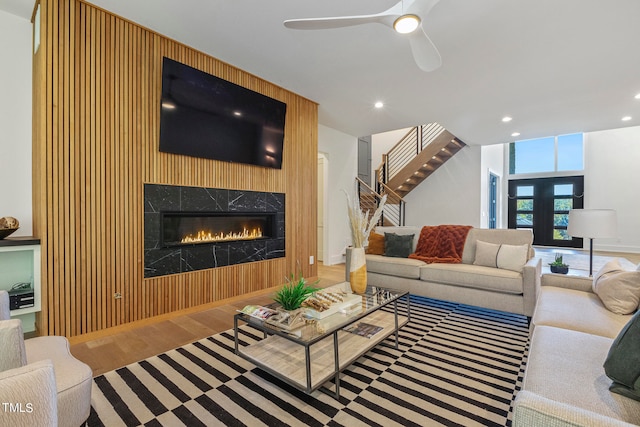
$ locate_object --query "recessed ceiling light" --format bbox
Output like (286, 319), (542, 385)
(374, 101), (384, 109)
(161, 101), (176, 110)
(393, 14), (420, 34)
(233, 110), (243, 116)
(622, 116), (632, 121)
(511, 132), (521, 137)
(635, 93), (640, 100)
(502, 116), (512, 122)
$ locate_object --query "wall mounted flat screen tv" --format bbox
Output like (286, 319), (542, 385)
(159, 57), (287, 169)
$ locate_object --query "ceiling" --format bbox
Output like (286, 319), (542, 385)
(3, 0), (640, 145)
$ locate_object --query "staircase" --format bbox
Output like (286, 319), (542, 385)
(357, 123), (466, 227)
(377, 123), (466, 198)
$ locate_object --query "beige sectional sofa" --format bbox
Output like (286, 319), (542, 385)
(350, 226), (541, 317)
(513, 272), (640, 426)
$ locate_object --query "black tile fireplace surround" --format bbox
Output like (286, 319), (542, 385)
(144, 184), (285, 278)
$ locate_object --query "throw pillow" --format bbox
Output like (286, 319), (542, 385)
(604, 310), (640, 401)
(593, 259), (624, 288)
(592, 267), (640, 315)
(496, 244), (529, 272)
(365, 232), (385, 255)
(473, 240), (501, 268)
(384, 233), (414, 258)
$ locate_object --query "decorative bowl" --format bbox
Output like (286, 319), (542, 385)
(0, 228), (18, 239)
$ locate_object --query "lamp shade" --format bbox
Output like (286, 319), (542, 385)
(567, 209), (617, 239)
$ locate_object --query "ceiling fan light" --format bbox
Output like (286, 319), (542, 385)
(394, 14), (420, 34)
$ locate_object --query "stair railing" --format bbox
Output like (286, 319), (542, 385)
(377, 181), (406, 226)
(356, 177), (406, 227)
(379, 123), (445, 186)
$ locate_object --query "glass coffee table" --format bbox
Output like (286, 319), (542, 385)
(233, 284), (410, 399)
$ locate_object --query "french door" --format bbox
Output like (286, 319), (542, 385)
(508, 176), (584, 247)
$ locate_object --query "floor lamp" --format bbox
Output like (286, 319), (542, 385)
(567, 209), (617, 276)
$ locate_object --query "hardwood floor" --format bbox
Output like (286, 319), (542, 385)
(69, 263), (346, 376)
(70, 248), (640, 377)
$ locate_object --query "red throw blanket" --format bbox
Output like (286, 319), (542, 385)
(408, 225), (473, 264)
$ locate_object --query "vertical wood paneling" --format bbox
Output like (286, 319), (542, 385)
(34, 0), (318, 337)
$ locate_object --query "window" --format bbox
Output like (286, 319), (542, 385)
(509, 133), (583, 175)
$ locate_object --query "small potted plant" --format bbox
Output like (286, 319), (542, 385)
(549, 253), (569, 274)
(274, 273), (320, 310)
(271, 271), (320, 329)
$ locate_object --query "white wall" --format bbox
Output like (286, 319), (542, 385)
(480, 144), (505, 228)
(404, 145), (483, 227)
(318, 124), (358, 265)
(371, 127), (411, 186)
(584, 126), (640, 253)
(0, 10), (32, 236)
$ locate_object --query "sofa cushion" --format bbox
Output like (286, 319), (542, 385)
(594, 258), (623, 283)
(365, 254), (426, 279)
(461, 228), (534, 265)
(604, 310), (640, 401)
(533, 286), (632, 338)
(473, 240), (500, 268)
(373, 226), (421, 252)
(592, 259), (640, 315)
(419, 263), (524, 294)
(365, 232), (385, 255)
(524, 325), (640, 424)
(496, 243), (529, 273)
(384, 233), (414, 258)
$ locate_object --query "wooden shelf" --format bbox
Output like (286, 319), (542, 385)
(0, 236), (41, 247)
(0, 242), (41, 316)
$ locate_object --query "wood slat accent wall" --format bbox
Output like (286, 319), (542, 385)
(32, 0), (318, 337)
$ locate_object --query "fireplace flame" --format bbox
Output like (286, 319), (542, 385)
(181, 227), (263, 244)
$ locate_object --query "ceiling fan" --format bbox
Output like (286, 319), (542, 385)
(284, 0), (442, 72)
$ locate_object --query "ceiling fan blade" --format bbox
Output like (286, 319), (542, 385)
(408, 25), (442, 72)
(284, 14), (392, 30)
(406, 0), (441, 18)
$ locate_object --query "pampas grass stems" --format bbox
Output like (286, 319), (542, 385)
(343, 186), (387, 248)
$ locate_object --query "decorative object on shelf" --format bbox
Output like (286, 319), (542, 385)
(549, 253), (569, 274)
(344, 185), (387, 293)
(266, 308), (306, 331)
(567, 209), (618, 276)
(0, 216), (19, 239)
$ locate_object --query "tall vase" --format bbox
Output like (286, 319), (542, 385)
(349, 247), (368, 294)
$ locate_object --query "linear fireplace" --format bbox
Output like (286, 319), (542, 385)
(144, 184), (285, 278)
(160, 212), (276, 247)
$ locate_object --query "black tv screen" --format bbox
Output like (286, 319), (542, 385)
(159, 57), (286, 169)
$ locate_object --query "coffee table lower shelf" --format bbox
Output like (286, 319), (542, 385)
(236, 309), (409, 398)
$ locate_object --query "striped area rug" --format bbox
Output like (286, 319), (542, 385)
(88, 296), (530, 426)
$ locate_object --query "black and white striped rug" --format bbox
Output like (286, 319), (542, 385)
(88, 296), (530, 426)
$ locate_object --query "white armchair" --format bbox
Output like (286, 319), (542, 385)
(0, 288), (10, 320)
(0, 290), (93, 427)
(0, 360), (58, 427)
